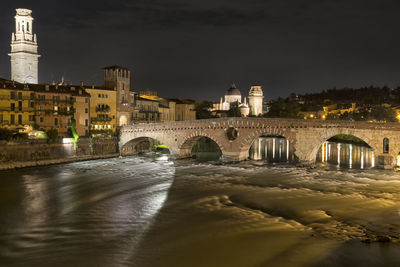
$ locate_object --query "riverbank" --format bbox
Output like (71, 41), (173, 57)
(0, 137), (119, 171)
(0, 153), (120, 171)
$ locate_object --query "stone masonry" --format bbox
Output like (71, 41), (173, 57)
(120, 118), (400, 167)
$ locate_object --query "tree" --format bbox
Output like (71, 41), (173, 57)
(195, 101), (216, 119)
(265, 100), (302, 118)
(368, 106), (397, 122)
(227, 101), (241, 117)
(0, 128), (13, 141)
(46, 128), (58, 142)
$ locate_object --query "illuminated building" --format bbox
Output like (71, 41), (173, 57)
(84, 85), (117, 135)
(0, 78), (35, 130)
(9, 9), (40, 84)
(248, 85), (264, 116)
(170, 98), (196, 121)
(104, 66), (131, 126)
(211, 83), (263, 117)
(32, 83), (90, 137)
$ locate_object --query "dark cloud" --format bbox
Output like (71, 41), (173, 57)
(1, 0), (400, 101)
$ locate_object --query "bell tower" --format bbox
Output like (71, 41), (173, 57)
(9, 8), (40, 84)
(248, 85), (264, 116)
(104, 65), (131, 126)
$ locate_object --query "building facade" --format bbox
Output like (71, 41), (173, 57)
(171, 98), (196, 121)
(33, 84), (90, 137)
(212, 83), (263, 117)
(104, 66), (131, 126)
(84, 85), (117, 135)
(248, 85), (263, 116)
(0, 79), (35, 129)
(9, 9), (40, 84)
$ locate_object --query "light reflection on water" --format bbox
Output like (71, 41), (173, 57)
(1, 155), (400, 266)
(317, 141), (374, 169)
(249, 137), (295, 163)
(249, 137), (375, 170)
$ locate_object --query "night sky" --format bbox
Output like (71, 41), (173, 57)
(1, 0), (400, 101)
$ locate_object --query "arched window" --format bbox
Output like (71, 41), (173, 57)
(383, 138), (389, 154)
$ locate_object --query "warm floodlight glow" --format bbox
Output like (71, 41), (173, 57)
(62, 138), (73, 144)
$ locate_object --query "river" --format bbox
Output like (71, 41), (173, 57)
(1, 149), (400, 266)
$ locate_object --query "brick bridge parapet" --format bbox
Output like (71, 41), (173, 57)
(119, 118), (400, 167)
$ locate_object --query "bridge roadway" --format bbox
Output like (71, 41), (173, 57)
(119, 118), (400, 167)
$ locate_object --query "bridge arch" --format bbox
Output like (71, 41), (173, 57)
(120, 135), (172, 156)
(310, 131), (378, 163)
(178, 133), (225, 159)
(238, 128), (296, 161)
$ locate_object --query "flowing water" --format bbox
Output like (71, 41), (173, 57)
(1, 153), (400, 266)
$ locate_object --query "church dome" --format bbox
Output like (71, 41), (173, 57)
(225, 83), (241, 96)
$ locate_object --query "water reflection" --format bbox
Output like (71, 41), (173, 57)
(317, 141), (374, 169)
(249, 137), (294, 163)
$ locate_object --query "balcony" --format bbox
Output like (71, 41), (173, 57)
(91, 117), (112, 123)
(0, 107), (35, 112)
(96, 106), (111, 113)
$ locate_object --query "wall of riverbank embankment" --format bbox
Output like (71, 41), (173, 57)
(0, 137), (119, 170)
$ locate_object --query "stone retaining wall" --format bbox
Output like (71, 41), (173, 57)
(0, 137), (119, 169)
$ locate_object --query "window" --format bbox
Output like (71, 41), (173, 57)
(30, 101), (34, 108)
(10, 103), (15, 111)
(18, 114), (22, 125)
(105, 94), (108, 99)
(29, 115), (35, 122)
(40, 117), (43, 123)
(10, 91), (16, 100)
(18, 92), (22, 100)
(67, 118), (71, 126)
(85, 108), (88, 114)
(10, 115), (15, 125)
(54, 118), (58, 126)
(85, 119), (89, 126)
(18, 101), (22, 111)
(0, 115), (3, 123)
(98, 94), (101, 98)
(85, 98), (89, 103)
(30, 93), (34, 99)
(383, 138), (389, 153)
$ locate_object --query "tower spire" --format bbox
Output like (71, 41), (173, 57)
(9, 8), (40, 84)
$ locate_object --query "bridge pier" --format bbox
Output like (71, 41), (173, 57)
(177, 147), (192, 159)
(222, 151), (249, 162)
(376, 154), (394, 169)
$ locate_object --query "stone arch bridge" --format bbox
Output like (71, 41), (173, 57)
(119, 118), (400, 167)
